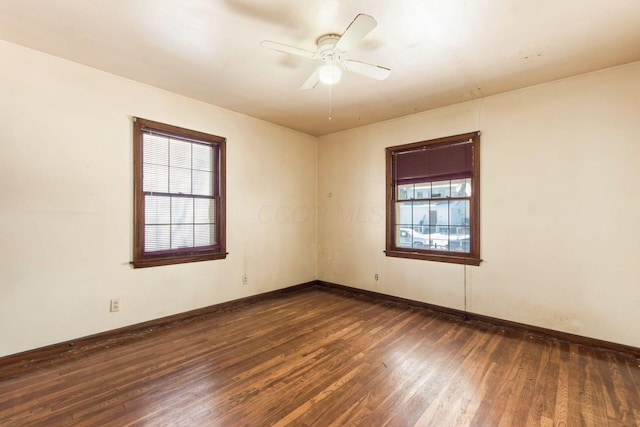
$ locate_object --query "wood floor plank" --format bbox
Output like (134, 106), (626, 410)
(0, 287), (638, 426)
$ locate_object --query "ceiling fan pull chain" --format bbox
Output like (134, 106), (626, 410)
(328, 84), (333, 120)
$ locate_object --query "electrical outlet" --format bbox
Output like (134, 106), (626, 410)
(375, 273), (379, 281)
(242, 274), (248, 286)
(110, 298), (120, 312)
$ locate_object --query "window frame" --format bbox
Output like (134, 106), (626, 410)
(132, 117), (227, 268)
(385, 131), (481, 266)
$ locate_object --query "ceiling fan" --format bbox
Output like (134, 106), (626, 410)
(261, 13), (391, 90)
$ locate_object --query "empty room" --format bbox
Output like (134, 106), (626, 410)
(0, 0), (639, 425)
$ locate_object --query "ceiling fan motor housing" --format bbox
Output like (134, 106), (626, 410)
(317, 34), (342, 64)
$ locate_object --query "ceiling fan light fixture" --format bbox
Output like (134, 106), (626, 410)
(318, 63), (342, 85)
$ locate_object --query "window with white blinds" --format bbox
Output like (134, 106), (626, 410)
(133, 118), (226, 268)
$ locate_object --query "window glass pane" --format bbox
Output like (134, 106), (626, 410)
(192, 170), (212, 196)
(169, 139), (192, 168)
(396, 226), (412, 248)
(396, 225), (429, 248)
(171, 224), (194, 249)
(429, 200), (449, 228)
(171, 197), (193, 225)
(428, 200), (449, 250)
(430, 227), (449, 250)
(143, 134), (169, 166)
(143, 164), (169, 193)
(145, 195), (170, 224)
(192, 144), (213, 172)
(450, 226), (470, 252)
(194, 198), (215, 224)
(451, 178), (471, 197)
(397, 184), (413, 200)
(169, 166), (192, 194)
(395, 202), (413, 226)
(449, 200), (470, 226)
(145, 225), (170, 252)
(431, 180), (450, 198)
(194, 224), (215, 247)
(414, 182), (431, 199)
(413, 202), (429, 233)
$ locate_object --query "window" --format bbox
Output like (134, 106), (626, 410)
(386, 131), (480, 265)
(132, 118), (226, 268)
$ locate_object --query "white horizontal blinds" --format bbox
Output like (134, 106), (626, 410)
(142, 130), (217, 253)
(143, 134), (169, 193)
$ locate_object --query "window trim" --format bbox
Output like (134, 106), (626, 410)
(132, 117), (227, 268)
(385, 131), (481, 266)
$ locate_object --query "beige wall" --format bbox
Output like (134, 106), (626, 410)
(318, 62), (640, 348)
(1, 38), (638, 357)
(0, 40), (318, 357)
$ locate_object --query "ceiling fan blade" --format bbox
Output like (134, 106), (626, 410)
(301, 68), (320, 90)
(260, 40), (317, 59)
(335, 14), (377, 52)
(343, 60), (391, 80)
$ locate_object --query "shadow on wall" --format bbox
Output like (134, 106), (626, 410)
(257, 204), (384, 224)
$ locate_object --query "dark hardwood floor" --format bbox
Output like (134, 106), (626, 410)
(0, 287), (639, 426)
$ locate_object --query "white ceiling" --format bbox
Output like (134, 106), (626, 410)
(1, 0), (639, 136)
